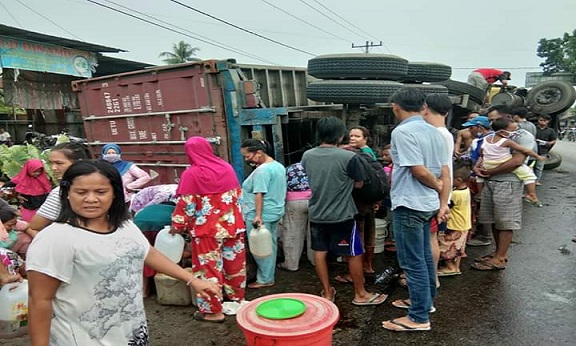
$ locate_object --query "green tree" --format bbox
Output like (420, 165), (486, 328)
(159, 41), (201, 64)
(537, 29), (576, 75)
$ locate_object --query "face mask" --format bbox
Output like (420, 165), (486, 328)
(476, 131), (483, 138)
(103, 153), (121, 163)
(502, 130), (519, 140)
(247, 162), (258, 168)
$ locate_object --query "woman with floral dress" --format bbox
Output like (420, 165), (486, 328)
(171, 137), (246, 323)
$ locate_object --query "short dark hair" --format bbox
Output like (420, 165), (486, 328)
(390, 87), (426, 113)
(316, 116), (347, 145)
(538, 114), (552, 121)
(453, 165), (471, 183)
(52, 142), (89, 162)
(0, 207), (18, 223)
(350, 126), (372, 145)
(511, 107), (528, 118)
(491, 117), (513, 132)
(57, 160), (129, 228)
(240, 138), (272, 155)
(426, 93), (452, 115)
(487, 104), (512, 116)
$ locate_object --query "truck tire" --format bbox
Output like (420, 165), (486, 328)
(307, 54), (408, 80)
(543, 151), (562, 170)
(527, 81), (576, 115)
(307, 80), (403, 104)
(432, 80), (486, 104)
(401, 62), (452, 83)
(403, 83), (449, 95)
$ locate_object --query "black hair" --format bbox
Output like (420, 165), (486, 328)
(511, 107), (528, 118)
(390, 87), (426, 113)
(316, 116), (347, 145)
(453, 165), (471, 183)
(240, 138), (273, 156)
(350, 126), (372, 146)
(426, 93), (452, 115)
(51, 142), (89, 162)
(487, 104), (511, 116)
(491, 117), (513, 132)
(0, 207), (18, 223)
(57, 160), (129, 228)
(538, 114), (552, 121)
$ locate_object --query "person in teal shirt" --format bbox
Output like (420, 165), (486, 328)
(350, 126), (377, 160)
(240, 139), (286, 289)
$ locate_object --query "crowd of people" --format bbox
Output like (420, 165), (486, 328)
(0, 85), (558, 341)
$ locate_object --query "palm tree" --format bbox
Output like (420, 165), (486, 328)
(159, 41), (201, 64)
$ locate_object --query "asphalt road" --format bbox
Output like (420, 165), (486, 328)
(3, 141), (575, 346)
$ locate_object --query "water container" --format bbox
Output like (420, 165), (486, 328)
(249, 223), (273, 258)
(154, 226), (185, 263)
(0, 280), (29, 339)
(374, 218), (389, 254)
(154, 268), (192, 306)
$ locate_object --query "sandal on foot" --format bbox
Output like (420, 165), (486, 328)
(276, 263), (298, 272)
(352, 293), (387, 306)
(320, 287), (336, 302)
(193, 311), (225, 323)
(382, 318), (431, 332)
(392, 299), (436, 313)
(471, 260), (505, 271)
(437, 271), (462, 277)
(523, 197), (543, 207)
(247, 281), (274, 289)
(474, 255), (508, 263)
(334, 274), (354, 284)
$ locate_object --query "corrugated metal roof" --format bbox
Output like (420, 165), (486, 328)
(0, 24), (124, 53)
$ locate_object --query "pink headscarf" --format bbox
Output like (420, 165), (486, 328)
(11, 159), (52, 196)
(176, 137), (239, 196)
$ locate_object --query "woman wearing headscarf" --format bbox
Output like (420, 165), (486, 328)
(171, 137), (246, 323)
(101, 143), (151, 202)
(3, 159), (52, 221)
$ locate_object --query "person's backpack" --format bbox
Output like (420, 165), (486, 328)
(353, 152), (390, 203)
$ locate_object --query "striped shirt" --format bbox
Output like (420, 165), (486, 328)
(36, 187), (61, 221)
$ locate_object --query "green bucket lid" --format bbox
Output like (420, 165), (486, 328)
(255, 298), (307, 320)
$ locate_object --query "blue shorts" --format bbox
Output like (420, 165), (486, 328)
(310, 219), (364, 257)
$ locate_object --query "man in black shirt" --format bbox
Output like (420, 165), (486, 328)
(534, 114), (557, 185)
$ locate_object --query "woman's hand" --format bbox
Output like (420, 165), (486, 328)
(190, 279), (223, 300)
(253, 216), (263, 227)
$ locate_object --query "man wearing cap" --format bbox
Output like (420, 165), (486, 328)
(467, 69), (511, 90)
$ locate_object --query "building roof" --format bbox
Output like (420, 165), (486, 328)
(0, 24), (124, 53)
(94, 55), (155, 77)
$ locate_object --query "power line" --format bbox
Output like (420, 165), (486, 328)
(261, 0), (349, 43)
(14, 0), (83, 40)
(297, 0), (358, 40)
(168, 0), (315, 56)
(0, 1), (23, 28)
(101, 0), (278, 65)
(310, 0), (392, 53)
(84, 0), (278, 65)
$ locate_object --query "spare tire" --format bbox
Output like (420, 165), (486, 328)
(543, 151), (562, 170)
(307, 80), (403, 104)
(403, 83), (449, 95)
(307, 54), (408, 80)
(432, 79), (486, 104)
(401, 62), (452, 83)
(527, 80), (576, 115)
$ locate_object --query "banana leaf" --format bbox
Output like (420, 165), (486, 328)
(0, 144), (56, 183)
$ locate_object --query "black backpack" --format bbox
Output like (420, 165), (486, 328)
(353, 152), (390, 203)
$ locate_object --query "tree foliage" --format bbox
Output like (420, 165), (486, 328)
(537, 29), (576, 75)
(159, 41), (201, 64)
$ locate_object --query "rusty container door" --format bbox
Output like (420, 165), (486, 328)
(73, 62), (228, 184)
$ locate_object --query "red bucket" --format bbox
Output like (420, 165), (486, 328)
(237, 293), (339, 346)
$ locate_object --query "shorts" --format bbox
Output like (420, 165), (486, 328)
(478, 180), (523, 230)
(467, 72), (489, 90)
(310, 219), (364, 257)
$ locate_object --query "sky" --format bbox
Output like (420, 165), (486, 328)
(1, 0), (576, 86)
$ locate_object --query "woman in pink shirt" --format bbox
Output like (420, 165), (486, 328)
(101, 144), (151, 202)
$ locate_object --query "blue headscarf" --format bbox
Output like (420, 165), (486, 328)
(102, 143), (133, 176)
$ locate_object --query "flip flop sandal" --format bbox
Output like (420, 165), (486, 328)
(392, 299), (436, 313)
(276, 263), (298, 272)
(474, 255), (508, 263)
(320, 287), (337, 302)
(352, 293), (387, 306)
(334, 274), (354, 284)
(193, 311), (225, 323)
(523, 197), (543, 208)
(470, 260), (506, 271)
(247, 281), (275, 289)
(437, 271), (462, 277)
(382, 318), (431, 332)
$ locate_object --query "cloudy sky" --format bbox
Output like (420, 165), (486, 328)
(1, 0), (575, 86)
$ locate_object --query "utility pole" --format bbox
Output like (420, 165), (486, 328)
(352, 41), (383, 53)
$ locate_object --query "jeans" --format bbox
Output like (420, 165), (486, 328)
(246, 220), (279, 284)
(393, 206), (437, 323)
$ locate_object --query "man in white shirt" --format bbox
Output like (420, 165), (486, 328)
(0, 127), (12, 145)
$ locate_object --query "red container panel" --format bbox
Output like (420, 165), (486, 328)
(74, 63), (229, 184)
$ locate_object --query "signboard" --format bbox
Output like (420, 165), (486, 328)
(0, 36), (97, 78)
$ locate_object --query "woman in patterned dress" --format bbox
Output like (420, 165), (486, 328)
(171, 137), (246, 323)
